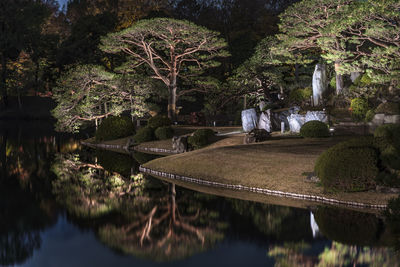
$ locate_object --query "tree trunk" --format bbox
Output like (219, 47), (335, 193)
(168, 85), (177, 122)
(334, 61), (344, 95)
(0, 54), (8, 109)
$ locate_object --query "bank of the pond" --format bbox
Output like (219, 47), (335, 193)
(81, 130), (397, 209)
(141, 137), (397, 209)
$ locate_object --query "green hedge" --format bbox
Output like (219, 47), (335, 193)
(188, 128), (215, 149)
(314, 137), (379, 192)
(374, 124), (400, 173)
(147, 115), (171, 129)
(300, 120), (330, 138)
(155, 126), (174, 140)
(133, 127), (155, 143)
(95, 116), (135, 142)
(315, 125), (400, 191)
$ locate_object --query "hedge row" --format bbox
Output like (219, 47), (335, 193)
(315, 124), (400, 192)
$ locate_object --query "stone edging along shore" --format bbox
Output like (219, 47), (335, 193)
(81, 141), (178, 155)
(139, 166), (388, 210)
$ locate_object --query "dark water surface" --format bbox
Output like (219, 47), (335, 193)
(0, 122), (399, 267)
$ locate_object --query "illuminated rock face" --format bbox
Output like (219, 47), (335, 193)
(312, 64), (327, 106)
(288, 111), (328, 133)
(258, 110), (271, 132)
(241, 108), (258, 132)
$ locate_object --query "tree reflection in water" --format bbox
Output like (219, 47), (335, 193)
(0, 130), (68, 266)
(268, 206), (400, 266)
(51, 152), (143, 218)
(50, 150), (225, 261)
(98, 183), (225, 261)
(48, 148), (400, 264)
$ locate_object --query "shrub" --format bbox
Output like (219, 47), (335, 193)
(374, 124), (400, 171)
(95, 116), (135, 142)
(375, 102), (400, 115)
(314, 137), (379, 192)
(300, 120), (329, 138)
(155, 126), (174, 140)
(188, 128), (215, 149)
(365, 109), (375, 122)
(350, 97), (368, 121)
(289, 87), (312, 105)
(374, 124), (400, 151)
(133, 127), (155, 143)
(147, 115), (171, 129)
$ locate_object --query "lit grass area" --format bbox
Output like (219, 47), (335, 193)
(143, 137), (397, 206)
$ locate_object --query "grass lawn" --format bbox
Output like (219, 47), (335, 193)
(143, 136), (397, 206)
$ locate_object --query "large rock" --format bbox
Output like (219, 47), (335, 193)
(350, 72), (361, 83)
(258, 110), (272, 132)
(270, 106), (300, 131)
(172, 136), (188, 153)
(383, 115), (400, 124)
(305, 111), (328, 123)
(288, 114), (306, 133)
(241, 108), (258, 132)
(312, 64), (327, 106)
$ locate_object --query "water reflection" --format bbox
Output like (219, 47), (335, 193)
(98, 183), (226, 261)
(1, 123), (400, 266)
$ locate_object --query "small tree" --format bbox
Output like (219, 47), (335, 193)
(52, 65), (151, 132)
(100, 17), (229, 120)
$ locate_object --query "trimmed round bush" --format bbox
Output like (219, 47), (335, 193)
(133, 127), (155, 143)
(188, 128), (215, 149)
(95, 116), (135, 142)
(375, 102), (400, 115)
(147, 115), (171, 129)
(314, 137), (379, 192)
(155, 126), (174, 140)
(300, 120), (329, 138)
(350, 97), (368, 121)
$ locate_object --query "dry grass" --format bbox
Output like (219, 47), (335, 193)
(144, 136), (397, 206)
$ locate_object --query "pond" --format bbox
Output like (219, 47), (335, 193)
(0, 122), (399, 267)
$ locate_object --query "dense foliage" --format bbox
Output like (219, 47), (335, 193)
(100, 18), (228, 119)
(350, 98), (369, 121)
(133, 127), (155, 143)
(154, 126), (174, 140)
(147, 115), (171, 129)
(52, 65), (151, 132)
(299, 121), (329, 138)
(95, 116), (135, 142)
(314, 137), (379, 192)
(188, 129), (215, 149)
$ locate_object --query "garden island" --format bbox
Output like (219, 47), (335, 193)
(1, 0), (400, 266)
